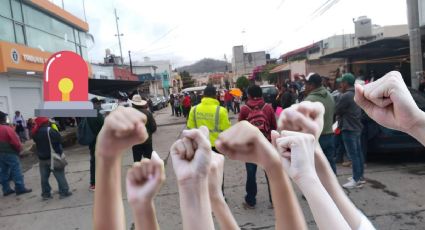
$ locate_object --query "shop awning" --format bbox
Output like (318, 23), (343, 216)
(270, 63), (290, 74)
(321, 36), (410, 60)
(88, 78), (144, 98)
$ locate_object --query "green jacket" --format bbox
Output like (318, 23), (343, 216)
(187, 97), (231, 147)
(304, 86), (335, 135)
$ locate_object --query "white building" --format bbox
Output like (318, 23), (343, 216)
(232, 45), (267, 76)
(91, 64), (114, 80)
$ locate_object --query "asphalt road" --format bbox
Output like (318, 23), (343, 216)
(1, 107), (425, 230)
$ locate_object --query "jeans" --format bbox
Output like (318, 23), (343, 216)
(225, 101), (233, 113)
(334, 134), (351, 162)
(0, 153), (26, 193)
(341, 131), (364, 182)
(39, 160), (70, 197)
(234, 102), (240, 114)
(319, 134), (336, 174)
(89, 144), (96, 186)
(245, 163), (272, 206)
(132, 144), (153, 162)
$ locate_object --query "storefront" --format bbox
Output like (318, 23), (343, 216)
(0, 41), (52, 119)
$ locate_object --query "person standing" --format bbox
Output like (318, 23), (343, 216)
(304, 73), (337, 174)
(280, 84), (295, 109)
(233, 96), (241, 114)
(129, 95), (157, 161)
(173, 95), (182, 117)
(182, 93), (191, 118)
(0, 111), (32, 196)
(169, 94), (175, 116)
(238, 85), (276, 209)
(32, 117), (72, 200)
(335, 73), (365, 189)
(87, 98), (104, 191)
(224, 90), (234, 113)
(13, 111), (27, 143)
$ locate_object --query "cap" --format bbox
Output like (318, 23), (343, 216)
(305, 73), (322, 86)
(337, 73), (356, 86)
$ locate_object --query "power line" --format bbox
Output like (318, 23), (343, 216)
(134, 26), (179, 54)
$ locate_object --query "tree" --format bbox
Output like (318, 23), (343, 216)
(236, 76), (249, 90)
(259, 64), (278, 84)
(180, 71), (195, 89)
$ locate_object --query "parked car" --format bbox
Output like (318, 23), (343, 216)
(260, 85), (278, 105)
(364, 88), (425, 155)
(149, 95), (163, 111)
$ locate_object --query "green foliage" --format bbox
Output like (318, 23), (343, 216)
(259, 64), (279, 84)
(180, 71), (195, 89)
(236, 76), (249, 90)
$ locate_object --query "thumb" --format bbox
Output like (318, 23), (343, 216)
(354, 84), (375, 112)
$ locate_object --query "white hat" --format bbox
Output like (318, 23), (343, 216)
(128, 94), (147, 106)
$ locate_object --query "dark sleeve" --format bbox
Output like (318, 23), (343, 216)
(281, 93), (292, 109)
(267, 105), (277, 131)
(147, 112), (157, 133)
(49, 129), (63, 155)
(335, 94), (349, 116)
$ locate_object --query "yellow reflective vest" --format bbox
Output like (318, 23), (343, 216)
(187, 97), (231, 147)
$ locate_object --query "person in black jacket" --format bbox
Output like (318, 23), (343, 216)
(129, 95), (157, 161)
(32, 117), (72, 200)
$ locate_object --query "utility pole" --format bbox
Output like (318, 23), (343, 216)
(128, 50), (133, 74)
(114, 8), (124, 66)
(407, 0), (423, 89)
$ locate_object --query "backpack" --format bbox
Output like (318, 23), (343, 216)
(246, 103), (270, 138)
(77, 118), (95, 146)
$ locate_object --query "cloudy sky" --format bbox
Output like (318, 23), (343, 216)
(56, 0), (408, 68)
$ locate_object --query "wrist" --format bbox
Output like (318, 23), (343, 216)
(130, 199), (154, 212)
(410, 110), (425, 137)
(178, 176), (208, 190)
(294, 174), (321, 190)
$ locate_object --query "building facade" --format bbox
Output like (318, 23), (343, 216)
(232, 45), (267, 76)
(0, 0), (89, 119)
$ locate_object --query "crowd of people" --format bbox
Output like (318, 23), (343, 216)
(90, 70), (425, 230)
(2, 70), (425, 229)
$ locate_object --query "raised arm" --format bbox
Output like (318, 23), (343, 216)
(170, 127), (214, 230)
(126, 151), (165, 230)
(273, 130), (350, 230)
(215, 121), (307, 230)
(354, 71), (425, 146)
(208, 152), (239, 230)
(93, 107), (148, 230)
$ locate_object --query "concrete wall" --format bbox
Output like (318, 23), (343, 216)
(91, 64), (114, 80)
(307, 59), (346, 79)
(373, 25), (408, 38)
(289, 60), (306, 78)
(232, 46), (266, 76)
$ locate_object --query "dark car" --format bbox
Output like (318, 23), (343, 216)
(260, 85), (278, 105)
(364, 88), (425, 154)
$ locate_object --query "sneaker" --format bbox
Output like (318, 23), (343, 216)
(242, 202), (255, 210)
(89, 185), (95, 192)
(59, 192), (73, 199)
(347, 177), (366, 184)
(42, 195), (53, 201)
(343, 178), (363, 189)
(16, 188), (32, 195)
(3, 189), (15, 196)
(342, 161), (352, 167)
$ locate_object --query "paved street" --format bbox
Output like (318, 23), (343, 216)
(1, 107), (425, 230)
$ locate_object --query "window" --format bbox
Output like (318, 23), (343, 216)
(0, 0), (12, 18)
(14, 23), (25, 44)
(11, 0), (23, 22)
(78, 31), (86, 47)
(26, 27), (76, 53)
(0, 17), (14, 43)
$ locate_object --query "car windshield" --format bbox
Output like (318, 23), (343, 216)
(262, 87), (277, 95)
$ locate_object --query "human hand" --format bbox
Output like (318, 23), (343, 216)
(208, 152), (225, 201)
(277, 101), (324, 140)
(126, 151), (165, 205)
(96, 107), (148, 159)
(273, 130), (317, 184)
(355, 71), (424, 134)
(171, 126), (212, 185)
(215, 121), (280, 170)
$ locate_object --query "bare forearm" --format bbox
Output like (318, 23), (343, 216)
(409, 111), (425, 146)
(266, 163), (307, 230)
(132, 201), (159, 230)
(211, 196), (239, 230)
(315, 145), (361, 229)
(297, 177), (350, 230)
(94, 156), (125, 230)
(178, 180), (214, 230)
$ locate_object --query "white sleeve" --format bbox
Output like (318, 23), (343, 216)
(357, 211), (376, 230)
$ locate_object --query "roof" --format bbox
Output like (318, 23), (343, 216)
(321, 36), (410, 59)
(280, 43), (319, 60)
(270, 63), (290, 74)
(89, 79), (143, 98)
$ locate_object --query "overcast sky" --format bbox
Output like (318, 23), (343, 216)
(57, 0), (408, 68)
